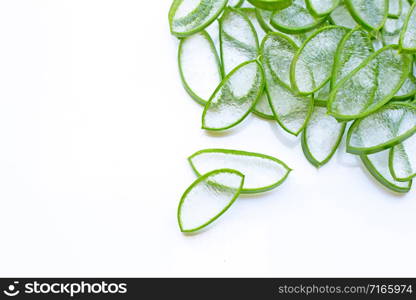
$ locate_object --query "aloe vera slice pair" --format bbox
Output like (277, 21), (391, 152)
(169, 0), (229, 37)
(270, 0), (325, 34)
(178, 149), (291, 232)
(361, 150), (412, 193)
(345, 0), (388, 31)
(202, 60), (264, 131)
(261, 32), (314, 135)
(400, 2), (416, 52)
(328, 45), (412, 120)
(178, 31), (222, 104)
(189, 149), (292, 193)
(306, 0), (340, 16)
(302, 106), (346, 167)
(347, 102), (416, 154)
(291, 26), (349, 95)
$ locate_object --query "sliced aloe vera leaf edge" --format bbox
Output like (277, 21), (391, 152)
(248, 0), (293, 10)
(346, 102), (416, 155)
(344, 0), (389, 32)
(388, 133), (416, 181)
(177, 168), (244, 233)
(361, 152), (412, 193)
(178, 30), (222, 105)
(202, 60), (264, 131)
(188, 148), (292, 193)
(388, 0), (402, 18)
(169, 0), (229, 37)
(328, 45), (412, 120)
(399, 2), (416, 52)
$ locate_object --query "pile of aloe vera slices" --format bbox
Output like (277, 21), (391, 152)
(170, 0), (416, 232)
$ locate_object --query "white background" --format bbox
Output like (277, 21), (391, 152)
(0, 0), (415, 277)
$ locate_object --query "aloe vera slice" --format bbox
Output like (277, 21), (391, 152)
(328, 45), (411, 120)
(202, 60), (264, 131)
(291, 26), (349, 95)
(331, 27), (374, 90)
(345, 0), (388, 31)
(270, 0), (325, 34)
(302, 106), (346, 167)
(178, 31), (222, 105)
(261, 33), (314, 135)
(248, 0), (293, 10)
(329, 3), (358, 28)
(388, 0), (402, 18)
(306, 0), (340, 16)
(189, 149), (291, 193)
(219, 7), (259, 75)
(400, 2), (416, 52)
(361, 150), (412, 193)
(389, 133), (416, 181)
(347, 102), (416, 154)
(169, 0), (229, 37)
(394, 74), (416, 100)
(177, 169), (244, 232)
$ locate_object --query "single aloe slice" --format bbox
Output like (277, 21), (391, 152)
(291, 26), (349, 95)
(388, 0), (402, 18)
(331, 27), (374, 90)
(202, 60), (264, 131)
(302, 106), (346, 167)
(219, 7), (259, 75)
(400, 2), (416, 52)
(169, 0), (229, 37)
(361, 150), (412, 193)
(270, 0), (325, 34)
(328, 45), (411, 120)
(248, 0), (293, 10)
(345, 0), (388, 31)
(393, 74), (416, 100)
(306, 0), (340, 16)
(178, 31), (222, 105)
(329, 3), (358, 28)
(189, 149), (291, 193)
(177, 169), (244, 233)
(347, 102), (416, 154)
(389, 133), (416, 181)
(261, 33), (314, 135)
